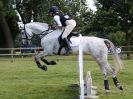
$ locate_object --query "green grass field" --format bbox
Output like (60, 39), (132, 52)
(0, 56), (133, 99)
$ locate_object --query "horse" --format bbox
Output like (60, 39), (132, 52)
(19, 22), (124, 93)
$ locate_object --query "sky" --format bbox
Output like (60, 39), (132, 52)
(86, 0), (97, 11)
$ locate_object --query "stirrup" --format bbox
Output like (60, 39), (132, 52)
(64, 51), (70, 56)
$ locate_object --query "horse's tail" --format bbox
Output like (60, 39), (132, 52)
(104, 39), (123, 74)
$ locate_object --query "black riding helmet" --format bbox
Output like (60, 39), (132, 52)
(48, 6), (59, 14)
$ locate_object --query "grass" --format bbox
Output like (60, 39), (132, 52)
(0, 55), (133, 99)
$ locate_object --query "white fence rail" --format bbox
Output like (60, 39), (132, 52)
(0, 47), (43, 62)
(0, 46), (132, 62)
(0, 47), (43, 56)
(0, 46), (132, 56)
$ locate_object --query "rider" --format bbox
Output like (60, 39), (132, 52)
(48, 6), (76, 55)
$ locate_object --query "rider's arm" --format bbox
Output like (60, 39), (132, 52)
(54, 15), (62, 29)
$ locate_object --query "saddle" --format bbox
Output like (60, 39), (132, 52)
(57, 32), (80, 55)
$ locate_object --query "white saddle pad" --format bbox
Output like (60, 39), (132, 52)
(70, 37), (81, 47)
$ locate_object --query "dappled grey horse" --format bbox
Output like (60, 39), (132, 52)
(19, 22), (124, 92)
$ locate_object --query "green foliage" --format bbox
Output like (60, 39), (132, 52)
(13, 0), (90, 46)
(0, 0), (19, 47)
(89, 0), (133, 46)
(1, 0), (133, 48)
(109, 31), (126, 45)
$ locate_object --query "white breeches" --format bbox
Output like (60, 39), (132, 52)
(62, 19), (76, 39)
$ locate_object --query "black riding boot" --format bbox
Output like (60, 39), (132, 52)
(63, 38), (72, 56)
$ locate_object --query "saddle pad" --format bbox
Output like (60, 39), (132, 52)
(70, 37), (81, 47)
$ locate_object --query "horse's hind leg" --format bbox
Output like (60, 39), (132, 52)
(106, 64), (123, 90)
(93, 49), (123, 91)
(98, 59), (123, 91)
(96, 60), (110, 93)
(100, 57), (123, 91)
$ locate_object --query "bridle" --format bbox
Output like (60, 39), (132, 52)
(21, 24), (32, 45)
(21, 24), (56, 46)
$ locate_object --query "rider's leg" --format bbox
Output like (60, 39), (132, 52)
(62, 38), (72, 55)
(62, 20), (76, 55)
(62, 20), (76, 39)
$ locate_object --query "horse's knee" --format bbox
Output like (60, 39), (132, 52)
(35, 51), (47, 61)
(35, 55), (40, 61)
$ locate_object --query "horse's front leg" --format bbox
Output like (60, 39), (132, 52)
(35, 58), (47, 71)
(41, 58), (56, 65)
(35, 51), (48, 71)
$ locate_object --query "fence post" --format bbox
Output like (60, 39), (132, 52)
(11, 48), (14, 62)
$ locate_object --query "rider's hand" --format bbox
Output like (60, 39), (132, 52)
(49, 24), (62, 30)
(49, 24), (56, 30)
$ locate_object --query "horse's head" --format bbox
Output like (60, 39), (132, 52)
(20, 22), (49, 38)
(18, 22), (34, 46)
(25, 22), (62, 39)
(19, 22), (62, 46)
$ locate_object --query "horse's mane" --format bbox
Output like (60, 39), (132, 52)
(28, 22), (49, 28)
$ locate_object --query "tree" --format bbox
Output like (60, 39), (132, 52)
(0, 0), (93, 48)
(91, 0), (133, 58)
(14, 0), (88, 28)
(0, 0), (14, 48)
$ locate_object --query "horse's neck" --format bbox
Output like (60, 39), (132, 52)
(26, 22), (49, 35)
(26, 22), (63, 42)
(41, 29), (62, 44)
(47, 29), (62, 39)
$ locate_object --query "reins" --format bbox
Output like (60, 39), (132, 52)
(39, 28), (55, 39)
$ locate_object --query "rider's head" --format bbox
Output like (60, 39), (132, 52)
(48, 6), (59, 16)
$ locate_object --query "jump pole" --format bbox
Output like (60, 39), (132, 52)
(78, 34), (84, 99)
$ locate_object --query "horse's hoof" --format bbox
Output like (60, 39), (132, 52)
(50, 61), (56, 65)
(119, 86), (123, 91)
(40, 65), (47, 71)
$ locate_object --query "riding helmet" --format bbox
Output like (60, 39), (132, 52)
(48, 6), (59, 14)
